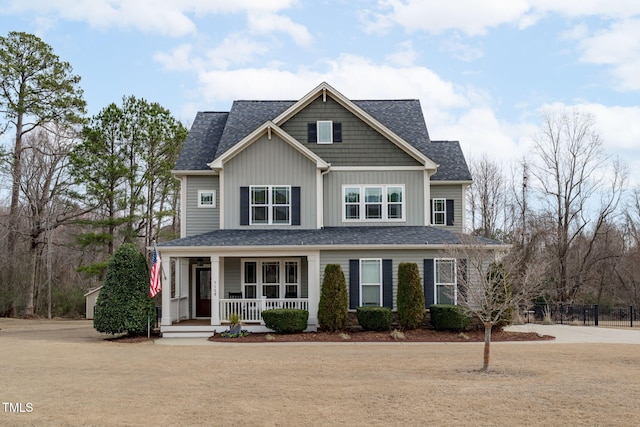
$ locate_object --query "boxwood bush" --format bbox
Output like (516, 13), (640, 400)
(262, 309), (308, 333)
(429, 304), (471, 331)
(356, 306), (392, 331)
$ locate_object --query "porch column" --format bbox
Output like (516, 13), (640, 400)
(307, 251), (320, 327)
(210, 254), (220, 325)
(161, 253), (172, 326)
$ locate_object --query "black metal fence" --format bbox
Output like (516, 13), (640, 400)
(526, 303), (640, 328)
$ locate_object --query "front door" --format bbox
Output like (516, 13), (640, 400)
(195, 267), (211, 317)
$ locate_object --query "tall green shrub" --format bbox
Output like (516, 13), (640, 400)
(317, 264), (348, 331)
(487, 262), (512, 329)
(93, 243), (156, 335)
(397, 262), (425, 329)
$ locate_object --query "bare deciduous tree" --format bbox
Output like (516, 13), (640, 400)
(468, 154), (505, 239)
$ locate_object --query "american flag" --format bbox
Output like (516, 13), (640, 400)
(149, 243), (162, 297)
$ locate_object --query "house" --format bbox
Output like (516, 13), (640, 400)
(157, 82), (506, 337)
(84, 286), (102, 319)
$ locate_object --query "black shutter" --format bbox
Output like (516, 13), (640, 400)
(240, 187), (249, 225)
(333, 122), (342, 143)
(457, 258), (467, 302)
(307, 123), (317, 143)
(382, 259), (393, 308)
(446, 199), (455, 226)
(291, 186), (301, 226)
(424, 259), (434, 307)
(349, 259), (359, 309)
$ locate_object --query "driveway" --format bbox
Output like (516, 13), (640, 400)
(506, 323), (640, 344)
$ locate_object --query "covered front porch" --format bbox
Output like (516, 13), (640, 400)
(157, 248), (320, 337)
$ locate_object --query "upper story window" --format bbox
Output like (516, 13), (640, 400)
(307, 121), (342, 144)
(250, 185), (290, 225)
(198, 190), (216, 208)
(431, 198), (454, 226)
(343, 185), (404, 222)
(432, 198), (446, 225)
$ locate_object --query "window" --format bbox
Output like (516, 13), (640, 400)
(250, 185), (290, 225)
(241, 259), (300, 299)
(360, 259), (382, 306)
(198, 190), (216, 208)
(307, 122), (342, 143)
(435, 259), (456, 304)
(432, 199), (446, 225)
(342, 185), (404, 221)
(317, 121), (333, 144)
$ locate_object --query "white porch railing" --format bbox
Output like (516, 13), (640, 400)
(219, 298), (309, 323)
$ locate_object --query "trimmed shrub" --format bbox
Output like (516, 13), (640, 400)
(356, 306), (392, 331)
(429, 304), (471, 331)
(93, 243), (156, 335)
(262, 309), (309, 333)
(396, 262), (425, 329)
(317, 264), (348, 331)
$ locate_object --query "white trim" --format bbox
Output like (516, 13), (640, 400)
(434, 258), (457, 305)
(180, 176), (187, 238)
(219, 169), (225, 229)
(424, 170), (431, 226)
(249, 185), (292, 226)
(432, 198), (446, 225)
(172, 170), (219, 176)
(342, 184), (405, 222)
(197, 190), (216, 208)
(316, 169), (324, 228)
(330, 166), (426, 171)
(316, 120), (333, 144)
(431, 180), (474, 185)
(359, 258), (383, 307)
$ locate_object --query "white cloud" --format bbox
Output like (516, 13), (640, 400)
(385, 40), (418, 67)
(5, 0), (304, 37)
(247, 11), (312, 47)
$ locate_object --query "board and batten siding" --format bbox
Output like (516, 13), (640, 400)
(223, 134), (318, 229)
(430, 184), (466, 232)
(280, 96), (422, 167)
(323, 170), (425, 226)
(185, 175), (220, 236)
(319, 249), (444, 309)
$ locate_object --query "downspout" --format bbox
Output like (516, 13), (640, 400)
(320, 165), (331, 228)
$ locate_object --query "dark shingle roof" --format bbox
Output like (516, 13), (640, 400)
(174, 112), (228, 171)
(158, 226), (503, 248)
(174, 95), (471, 181)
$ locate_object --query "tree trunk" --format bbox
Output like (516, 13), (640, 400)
(482, 322), (493, 371)
(8, 114), (24, 253)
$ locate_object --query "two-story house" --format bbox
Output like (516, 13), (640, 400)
(157, 82), (506, 337)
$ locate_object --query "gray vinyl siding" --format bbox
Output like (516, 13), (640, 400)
(280, 96), (422, 167)
(222, 256), (308, 298)
(185, 175), (220, 236)
(430, 184), (465, 232)
(224, 134), (318, 229)
(319, 249), (444, 309)
(323, 170), (425, 226)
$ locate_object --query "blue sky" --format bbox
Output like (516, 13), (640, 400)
(1, 0), (639, 186)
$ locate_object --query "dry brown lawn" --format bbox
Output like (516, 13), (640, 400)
(1, 318), (640, 426)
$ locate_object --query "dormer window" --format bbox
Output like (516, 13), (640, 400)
(307, 121), (342, 144)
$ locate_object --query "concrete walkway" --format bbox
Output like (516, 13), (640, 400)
(505, 323), (640, 344)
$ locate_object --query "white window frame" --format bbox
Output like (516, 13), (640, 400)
(435, 258), (457, 305)
(249, 185), (291, 225)
(342, 185), (405, 222)
(432, 198), (446, 225)
(317, 120), (333, 144)
(240, 259), (300, 299)
(360, 258), (382, 307)
(197, 190), (216, 208)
